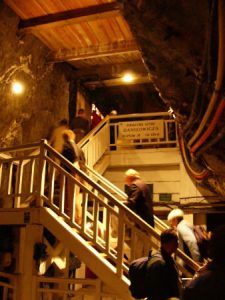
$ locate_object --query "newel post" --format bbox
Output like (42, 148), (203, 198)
(36, 139), (47, 207)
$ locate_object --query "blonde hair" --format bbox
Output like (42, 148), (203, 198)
(125, 169), (140, 179)
(62, 129), (76, 141)
(167, 208), (184, 222)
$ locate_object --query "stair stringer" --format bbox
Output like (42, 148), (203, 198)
(39, 207), (132, 300)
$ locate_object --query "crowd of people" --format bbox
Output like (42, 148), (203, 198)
(47, 113), (224, 299)
(139, 224), (225, 300)
(121, 168), (225, 300)
(121, 169), (224, 299)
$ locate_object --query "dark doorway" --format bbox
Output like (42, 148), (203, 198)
(207, 213), (225, 232)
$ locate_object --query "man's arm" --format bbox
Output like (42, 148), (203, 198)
(178, 223), (200, 261)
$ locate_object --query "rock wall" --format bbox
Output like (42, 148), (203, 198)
(120, 0), (225, 199)
(0, 2), (71, 147)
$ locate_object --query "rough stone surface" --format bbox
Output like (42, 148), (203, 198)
(119, 0), (225, 198)
(0, 2), (71, 147)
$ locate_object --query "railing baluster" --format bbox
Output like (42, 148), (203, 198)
(36, 140), (47, 207)
(116, 209), (125, 277)
(93, 198), (99, 243)
(29, 158), (36, 193)
(59, 174), (66, 213)
(14, 160), (24, 207)
(0, 162), (3, 190)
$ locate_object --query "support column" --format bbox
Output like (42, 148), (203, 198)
(68, 79), (78, 128)
(17, 224), (43, 300)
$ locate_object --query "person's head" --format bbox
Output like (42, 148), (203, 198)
(124, 169), (140, 186)
(167, 208), (184, 228)
(0, 251), (12, 271)
(160, 228), (179, 255)
(209, 224), (225, 264)
(63, 129), (76, 142)
(109, 110), (117, 116)
(78, 108), (85, 116)
(58, 119), (68, 127)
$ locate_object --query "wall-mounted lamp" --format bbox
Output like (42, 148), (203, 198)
(11, 81), (24, 95)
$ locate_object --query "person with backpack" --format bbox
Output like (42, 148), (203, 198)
(146, 229), (182, 300)
(129, 228), (182, 300)
(167, 209), (201, 263)
(182, 225), (225, 300)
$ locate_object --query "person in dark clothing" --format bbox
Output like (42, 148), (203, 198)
(71, 108), (90, 134)
(147, 229), (181, 300)
(61, 129), (87, 224)
(71, 108), (90, 142)
(124, 169), (154, 227)
(62, 129), (86, 173)
(182, 224), (225, 300)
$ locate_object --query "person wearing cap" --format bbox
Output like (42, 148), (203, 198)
(167, 208), (200, 262)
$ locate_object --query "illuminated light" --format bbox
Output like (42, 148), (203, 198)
(168, 106), (176, 119)
(11, 81), (24, 94)
(122, 73), (134, 83)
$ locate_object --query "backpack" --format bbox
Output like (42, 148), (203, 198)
(62, 141), (87, 173)
(193, 225), (210, 260)
(128, 251), (161, 299)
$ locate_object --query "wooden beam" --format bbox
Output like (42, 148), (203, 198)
(19, 2), (123, 33)
(83, 75), (153, 88)
(71, 61), (148, 79)
(50, 40), (139, 62)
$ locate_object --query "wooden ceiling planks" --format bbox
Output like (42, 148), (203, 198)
(4, 0), (36, 19)
(80, 22), (100, 46)
(4, 0), (135, 55)
(4, 0), (148, 87)
(115, 16), (134, 40)
(17, 3), (122, 33)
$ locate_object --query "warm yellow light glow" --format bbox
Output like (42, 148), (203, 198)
(11, 81), (24, 94)
(122, 73), (134, 83)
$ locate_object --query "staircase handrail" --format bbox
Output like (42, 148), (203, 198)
(0, 140), (199, 275)
(85, 164), (169, 232)
(44, 143), (172, 238)
(10, 140), (167, 241)
(43, 142), (200, 275)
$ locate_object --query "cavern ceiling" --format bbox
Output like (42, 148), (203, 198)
(3, 0), (225, 205)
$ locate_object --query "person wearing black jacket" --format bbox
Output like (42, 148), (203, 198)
(124, 169), (154, 227)
(147, 229), (181, 300)
(182, 225), (225, 300)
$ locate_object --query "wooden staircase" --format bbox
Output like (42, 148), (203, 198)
(0, 113), (200, 299)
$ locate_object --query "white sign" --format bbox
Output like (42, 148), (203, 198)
(119, 120), (164, 140)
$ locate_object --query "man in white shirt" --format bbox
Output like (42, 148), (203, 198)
(167, 208), (200, 262)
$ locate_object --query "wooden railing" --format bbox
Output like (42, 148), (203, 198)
(0, 140), (199, 281)
(0, 271), (17, 300)
(79, 112), (177, 169)
(34, 276), (123, 300)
